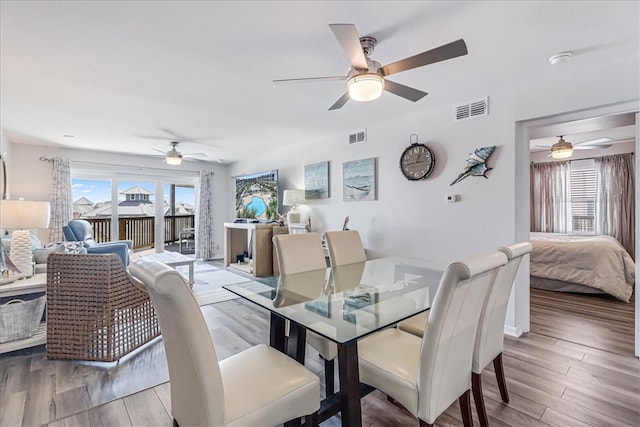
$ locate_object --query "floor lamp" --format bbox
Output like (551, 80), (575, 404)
(0, 200), (51, 278)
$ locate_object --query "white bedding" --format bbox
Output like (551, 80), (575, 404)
(530, 232), (635, 302)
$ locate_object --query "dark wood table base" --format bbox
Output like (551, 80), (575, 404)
(271, 313), (373, 427)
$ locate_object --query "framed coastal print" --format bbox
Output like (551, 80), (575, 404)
(342, 158), (377, 202)
(304, 161), (329, 199)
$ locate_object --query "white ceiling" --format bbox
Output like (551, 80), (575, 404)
(1, 1), (638, 164)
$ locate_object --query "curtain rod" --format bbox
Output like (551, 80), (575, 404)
(531, 152), (634, 164)
(40, 156), (200, 176)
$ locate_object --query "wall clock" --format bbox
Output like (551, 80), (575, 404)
(400, 143), (435, 180)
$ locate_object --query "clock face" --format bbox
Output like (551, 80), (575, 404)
(400, 143), (435, 180)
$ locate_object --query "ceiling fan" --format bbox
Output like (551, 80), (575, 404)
(152, 141), (207, 165)
(273, 23), (468, 110)
(536, 136), (614, 159)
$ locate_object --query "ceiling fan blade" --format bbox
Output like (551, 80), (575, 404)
(383, 79), (428, 102)
(183, 152), (208, 157)
(329, 24), (369, 70)
(574, 144), (612, 150)
(152, 148), (167, 154)
(379, 39), (468, 76)
(273, 76), (347, 84)
(328, 92), (350, 111)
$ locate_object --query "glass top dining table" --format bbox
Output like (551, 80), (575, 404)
(223, 256), (446, 426)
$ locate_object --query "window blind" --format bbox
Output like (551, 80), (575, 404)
(570, 160), (596, 233)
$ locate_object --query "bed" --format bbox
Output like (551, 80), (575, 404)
(530, 232), (635, 302)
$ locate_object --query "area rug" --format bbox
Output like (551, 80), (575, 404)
(174, 261), (253, 306)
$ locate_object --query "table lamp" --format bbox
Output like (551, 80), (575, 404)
(282, 190), (304, 225)
(0, 200), (51, 278)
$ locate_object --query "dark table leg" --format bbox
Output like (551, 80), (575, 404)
(337, 340), (362, 427)
(269, 312), (286, 353)
(287, 321), (307, 364)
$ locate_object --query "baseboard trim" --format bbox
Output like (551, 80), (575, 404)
(504, 324), (523, 337)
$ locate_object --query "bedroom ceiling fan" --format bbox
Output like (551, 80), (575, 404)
(152, 141), (207, 166)
(273, 23), (468, 110)
(537, 136), (615, 159)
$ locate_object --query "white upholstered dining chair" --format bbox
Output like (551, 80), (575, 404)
(472, 242), (532, 427)
(272, 232), (339, 396)
(357, 251), (507, 427)
(324, 230), (366, 267)
(129, 258), (320, 427)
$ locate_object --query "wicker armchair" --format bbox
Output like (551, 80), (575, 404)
(46, 253), (160, 362)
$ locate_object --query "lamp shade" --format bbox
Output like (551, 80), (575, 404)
(347, 73), (384, 102)
(0, 200), (51, 229)
(282, 190), (304, 207)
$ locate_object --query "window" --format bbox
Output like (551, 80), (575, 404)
(71, 168), (198, 252)
(570, 159), (596, 234)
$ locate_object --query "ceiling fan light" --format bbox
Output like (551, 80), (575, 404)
(347, 73), (384, 102)
(166, 150), (183, 165)
(551, 147), (573, 159)
(550, 137), (573, 159)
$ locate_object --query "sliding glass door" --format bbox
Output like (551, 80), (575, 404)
(71, 175), (196, 253)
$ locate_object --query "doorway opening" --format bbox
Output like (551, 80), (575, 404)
(523, 109), (637, 357)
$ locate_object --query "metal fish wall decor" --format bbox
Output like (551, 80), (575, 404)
(450, 146), (496, 186)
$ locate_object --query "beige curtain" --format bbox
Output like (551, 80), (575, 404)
(195, 171), (215, 260)
(48, 158), (72, 242)
(595, 153), (635, 259)
(530, 161), (571, 232)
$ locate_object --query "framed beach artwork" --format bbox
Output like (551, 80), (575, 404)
(304, 161), (329, 199)
(342, 158), (377, 202)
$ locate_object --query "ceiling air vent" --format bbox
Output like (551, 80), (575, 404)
(349, 129), (367, 144)
(453, 97), (489, 121)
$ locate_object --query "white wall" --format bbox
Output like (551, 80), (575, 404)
(230, 55), (639, 337)
(6, 144), (228, 257)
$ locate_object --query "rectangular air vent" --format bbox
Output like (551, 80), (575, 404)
(349, 129), (367, 144)
(453, 97), (489, 121)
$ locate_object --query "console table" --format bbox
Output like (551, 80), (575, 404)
(223, 222), (275, 277)
(0, 273), (47, 354)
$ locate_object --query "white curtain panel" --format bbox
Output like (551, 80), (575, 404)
(48, 158), (72, 242)
(196, 171), (215, 260)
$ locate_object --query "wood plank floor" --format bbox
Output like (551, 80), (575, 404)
(0, 289), (638, 427)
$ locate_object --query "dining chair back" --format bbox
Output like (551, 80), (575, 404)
(472, 241), (532, 427)
(324, 230), (366, 266)
(418, 251), (507, 425)
(273, 232), (327, 274)
(129, 258), (320, 427)
(357, 251), (507, 427)
(272, 232), (339, 396)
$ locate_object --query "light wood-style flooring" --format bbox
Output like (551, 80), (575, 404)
(1, 289), (638, 427)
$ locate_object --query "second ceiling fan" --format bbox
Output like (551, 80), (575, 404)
(273, 24), (468, 110)
(152, 141), (207, 166)
(536, 136), (616, 159)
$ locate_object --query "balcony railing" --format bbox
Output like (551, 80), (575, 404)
(84, 215), (195, 250)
